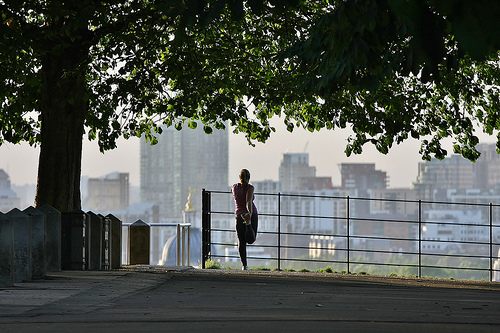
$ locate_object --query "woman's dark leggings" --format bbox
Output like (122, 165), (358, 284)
(236, 214), (258, 267)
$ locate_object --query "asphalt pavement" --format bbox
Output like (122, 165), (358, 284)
(1, 266), (500, 332)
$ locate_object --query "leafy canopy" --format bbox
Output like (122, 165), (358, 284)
(2, 0), (500, 161)
(278, 0), (500, 161)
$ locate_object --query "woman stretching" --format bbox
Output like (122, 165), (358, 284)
(232, 169), (258, 270)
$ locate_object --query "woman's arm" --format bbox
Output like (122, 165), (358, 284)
(244, 186), (254, 221)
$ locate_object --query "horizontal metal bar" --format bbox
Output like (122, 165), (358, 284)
(122, 223), (191, 227)
(205, 190), (500, 208)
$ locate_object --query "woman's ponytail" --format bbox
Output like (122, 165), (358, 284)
(239, 169), (251, 189)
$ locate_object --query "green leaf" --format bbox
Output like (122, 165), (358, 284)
(203, 125), (213, 134)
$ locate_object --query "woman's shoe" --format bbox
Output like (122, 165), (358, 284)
(242, 266), (249, 270)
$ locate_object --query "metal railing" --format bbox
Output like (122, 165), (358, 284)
(201, 189), (500, 281)
(122, 222), (191, 266)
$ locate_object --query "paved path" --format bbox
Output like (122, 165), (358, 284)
(1, 267), (500, 332)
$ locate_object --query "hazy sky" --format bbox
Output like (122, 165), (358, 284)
(0, 117), (492, 189)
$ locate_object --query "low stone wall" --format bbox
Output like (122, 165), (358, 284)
(0, 207), (123, 287)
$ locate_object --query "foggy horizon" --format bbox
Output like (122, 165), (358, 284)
(0, 118), (495, 190)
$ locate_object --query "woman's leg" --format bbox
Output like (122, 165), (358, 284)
(235, 216), (247, 267)
(245, 213), (258, 244)
(251, 213), (258, 238)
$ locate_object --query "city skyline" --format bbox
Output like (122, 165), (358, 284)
(0, 117), (496, 190)
(140, 124), (228, 220)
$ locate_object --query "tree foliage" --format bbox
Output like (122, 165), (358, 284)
(1, 0), (500, 210)
(0, 0), (306, 151)
(276, 0), (500, 161)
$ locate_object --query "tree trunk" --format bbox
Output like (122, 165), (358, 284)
(35, 43), (89, 212)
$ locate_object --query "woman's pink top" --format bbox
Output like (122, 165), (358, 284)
(232, 183), (258, 217)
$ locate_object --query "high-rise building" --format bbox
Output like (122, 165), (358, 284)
(83, 172), (129, 212)
(279, 153), (316, 192)
(410, 144), (500, 201)
(412, 154), (474, 200)
(0, 169), (20, 212)
(368, 188), (418, 215)
(252, 180), (281, 234)
(339, 163), (388, 191)
(474, 143), (500, 190)
(298, 176), (333, 191)
(339, 163), (388, 216)
(140, 124), (229, 222)
(11, 184), (36, 210)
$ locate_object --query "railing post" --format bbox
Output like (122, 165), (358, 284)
(277, 192), (281, 271)
(347, 196), (350, 274)
(176, 223), (181, 266)
(490, 203), (493, 282)
(187, 226), (191, 266)
(182, 225), (186, 266)
(201, 189), (211, 269)
(418, 200), (422, 278)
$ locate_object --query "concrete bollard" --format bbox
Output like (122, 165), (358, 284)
(128, 220), (150, 265)
(23, 206), (47, 279)
(106, 214), (122, 269)
(7, 208), (31, 282)
(61, 211), (87, 270)
(86, 211), (103, 270)
(98, 214), (110, 270)
(0, 212), (14, 287)
(37, 205), (61, 272)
